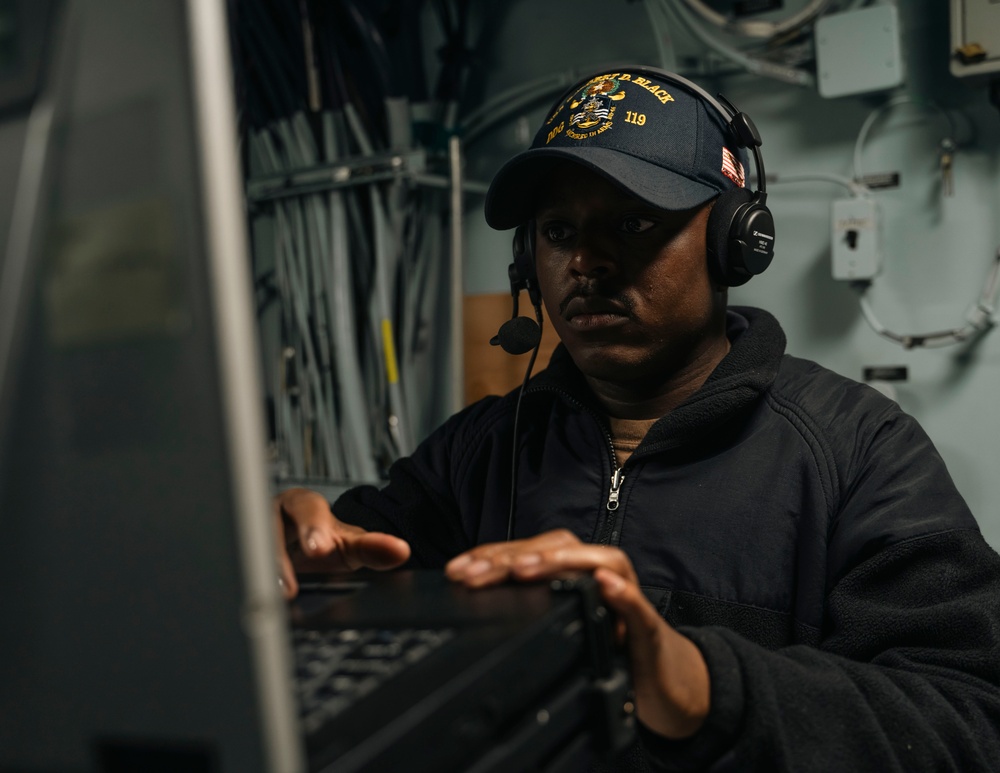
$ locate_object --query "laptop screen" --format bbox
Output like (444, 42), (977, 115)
(0, 2), (302, 770)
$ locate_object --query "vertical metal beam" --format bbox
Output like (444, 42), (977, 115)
(449, 133), (465, 412)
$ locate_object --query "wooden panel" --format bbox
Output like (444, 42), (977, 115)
(463, 292), (561, 405)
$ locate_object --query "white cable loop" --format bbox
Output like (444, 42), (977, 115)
(853, 248), (1000, 349)
(852, 94), (957, 183)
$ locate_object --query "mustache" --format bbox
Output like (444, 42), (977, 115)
(557, 284), (634, 318)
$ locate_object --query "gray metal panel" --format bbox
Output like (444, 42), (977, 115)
(0, 1), (301, 770)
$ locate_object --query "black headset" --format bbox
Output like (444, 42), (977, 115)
(506, 66), (775, 297)
(494, 69), (774, 541)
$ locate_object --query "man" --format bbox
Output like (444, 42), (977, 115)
(275, 67), (1000, 770)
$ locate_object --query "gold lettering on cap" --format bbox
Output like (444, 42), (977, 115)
(623, 74), (675, 105)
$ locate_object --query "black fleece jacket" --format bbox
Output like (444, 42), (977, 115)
(334, 306), (1000, 771)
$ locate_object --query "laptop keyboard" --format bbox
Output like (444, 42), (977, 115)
(292, 627), (456, 734)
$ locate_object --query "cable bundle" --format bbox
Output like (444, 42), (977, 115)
(231, 0), (472, 485)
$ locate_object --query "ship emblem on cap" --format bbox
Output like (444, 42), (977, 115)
(567, 77), (625, 136)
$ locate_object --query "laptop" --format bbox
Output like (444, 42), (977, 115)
(0, 2), (632, 771)
(288, 571), (631, 773)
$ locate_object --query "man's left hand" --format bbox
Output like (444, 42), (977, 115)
(445, 529), (711, 740)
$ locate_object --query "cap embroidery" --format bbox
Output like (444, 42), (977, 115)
(721, 147), (745, 187)
(563, 76), (624, 140)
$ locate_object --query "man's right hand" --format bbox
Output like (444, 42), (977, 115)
(274, 487), (411, 599)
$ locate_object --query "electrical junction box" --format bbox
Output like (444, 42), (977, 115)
(831, 198), (880, 281)
(950, 0), (1000, 78)
(814, 5), (905, 98)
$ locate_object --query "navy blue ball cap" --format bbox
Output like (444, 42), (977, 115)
(484, 68), (749, 230)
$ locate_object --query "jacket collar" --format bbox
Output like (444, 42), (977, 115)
(528, 306), (787, 454)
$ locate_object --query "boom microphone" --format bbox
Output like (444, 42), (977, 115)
(491, 315), (541, 355)
(490, 270), (542, 354)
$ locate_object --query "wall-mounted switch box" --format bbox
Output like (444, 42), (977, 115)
(831, 198), (880, 281)
(815, 5), (904, 98)
(950, 0), (1000, 78)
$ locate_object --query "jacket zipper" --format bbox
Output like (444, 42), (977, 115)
(524, 385), (626, 545)
(601, 428), (624, 545)
(602, 465), (627, 542)
(607, 466), (625, 511)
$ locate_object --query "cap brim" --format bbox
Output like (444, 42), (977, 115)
(484, 146), (721, 230)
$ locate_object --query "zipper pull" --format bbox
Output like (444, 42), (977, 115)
(606, 467), (624, 511)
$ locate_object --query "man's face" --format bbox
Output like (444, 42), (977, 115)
(532, 162), (727, 388)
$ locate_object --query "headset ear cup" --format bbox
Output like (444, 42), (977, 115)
(512, 222), (540, 305)
(512, 223), (527, 263)
(512, 223), (535, 275)
(706, 188), (752, 287)
(706, 189), (776, 287)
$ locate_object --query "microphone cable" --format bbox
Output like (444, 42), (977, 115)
(505, 302), (544, 541)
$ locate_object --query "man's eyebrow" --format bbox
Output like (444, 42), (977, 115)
(534, 196), (653, 213)
(533, 201), (567, 218)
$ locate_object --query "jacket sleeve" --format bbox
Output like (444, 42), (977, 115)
(635, 396), (1000, 771)
(637, 528), (1000, 772)
(330, 395), (510, 567)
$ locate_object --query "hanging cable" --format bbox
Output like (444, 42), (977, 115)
(852, 251), (1000, 348)
(838, 93), (995, 349)
(654, 0), (815, 87)
(234, 0), (466, 483)
(768, 171), (871, 198)
(852, 94), (958, 185)
(677, 0), (837, 41)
